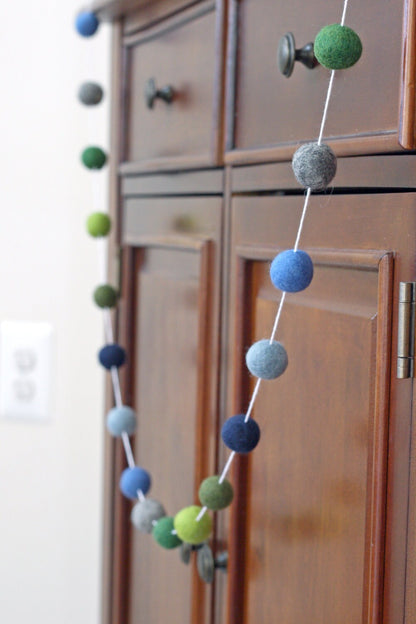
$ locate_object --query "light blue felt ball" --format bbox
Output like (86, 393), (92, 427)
(221, 414), (261, 453)
(119, 467), (151, 500)
(75, 11), (99, 37)
(106, 406), (136, 437)
(270, 249), (313, 293)
(246, 339), (288, 380)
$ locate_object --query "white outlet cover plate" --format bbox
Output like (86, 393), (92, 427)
(0, 321), (54, 421)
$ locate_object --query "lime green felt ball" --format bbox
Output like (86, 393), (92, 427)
(86, 212), (111, 237)
(198, 476), (234, 511)
(93, 284), (118, 308)
(152, 516), (183, 549)
(314, 24), (362, 70)
(81, 146), (107, 169)
(174, 505), (212, 545)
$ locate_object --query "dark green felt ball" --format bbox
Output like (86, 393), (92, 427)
(86, 212), (111, 237)
(199, 476), (234, 511)
(93, 284), (118, 308)
(314, 24), (362, 70)
(152, 516), (183, 549)
(81, 146), (107, 170)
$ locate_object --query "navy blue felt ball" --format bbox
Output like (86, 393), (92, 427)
(75, 11), (99, 37)
(221, 414), (261, 453)
(270, 249), (313, 293)
(98, 344), (127, 370)
(119, 467), (151, 500)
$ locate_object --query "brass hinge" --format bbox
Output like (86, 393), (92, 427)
(397, 282), (416, 378)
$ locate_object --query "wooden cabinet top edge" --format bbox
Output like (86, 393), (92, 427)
(87, 0), (205, 21)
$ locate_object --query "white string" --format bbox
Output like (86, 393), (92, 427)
(103, 308), (114, 343)
(121, 431), (136, 469)
(97, 237), (108, 283)
(137, 489), (146, 503)
(340, 0), (349, 26)
(218, 451), (236, 484)
(269, 292), (287, 343)
(317, 70), (336, 145)
(196, 506), (208, 522)
(293, 188), (312, 252)
(244, 378), (262, 423)
(111, 367), (123, 407)
(196, 0), (351, 525)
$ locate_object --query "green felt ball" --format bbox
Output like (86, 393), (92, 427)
(81, 146), (107, 170)
(174, 505), (212, 545)
(152, 516), (183, 549)
(86, 212), (111, 237)
(199, 476), (234, 511)
(314, 24), (362, 70)
(93, 284), (118, 308)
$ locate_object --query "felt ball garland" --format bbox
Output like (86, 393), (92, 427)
(87, 212), (111, 237)
(76, 0), (361, 586)
(82, 146), (107, 170)
(75, 11), (99, 37)
(98, 343), (126, 370)
(78, 82), (104, 106)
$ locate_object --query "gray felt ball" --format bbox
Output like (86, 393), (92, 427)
(131, 499), (166, 533)
(246, 339), (288, 380)
(78, 82), (104, 106)
(292, 142), (337, 190)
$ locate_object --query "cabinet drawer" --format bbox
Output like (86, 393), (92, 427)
(226, 0), (415, 164)
(121, 0), (224, 173)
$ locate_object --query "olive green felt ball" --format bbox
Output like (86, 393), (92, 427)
(152, 516), (183, 549)
(199, 476), (234, 511)
(314, 24), (362, 70)
(93, 284), (118, 308)
(86, 212), (111, 237)
(174, 506), (213, 545)
(81, 146), (107, 170)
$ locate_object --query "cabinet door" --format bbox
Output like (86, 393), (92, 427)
(222, 193), (416, 624)
(112, 196), (223, 624)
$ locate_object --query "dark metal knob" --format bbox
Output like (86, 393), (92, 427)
(277, 32), (318, 78)
(144, 77), (174, 109)
(197, 545), (228, 584)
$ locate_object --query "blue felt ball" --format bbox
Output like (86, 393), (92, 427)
(221, 414), (261, 453)
(107, 406), (136, 437)
(270, 249), (313, 293)
(98, 344), (127, 370)
(75, 11), (99, 37)
(246, 339), (288, 380)
(119, 467), (151, 500)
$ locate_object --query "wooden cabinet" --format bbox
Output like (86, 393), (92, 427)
(88, 1), (416, 623)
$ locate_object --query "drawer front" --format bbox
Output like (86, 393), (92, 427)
(122, 0), (222, 172)
(226, 0), (412, 163)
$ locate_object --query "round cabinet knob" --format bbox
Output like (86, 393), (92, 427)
(196, 545), (228, 584)
(277, 32), (318, 78)
(144, 77), (174, 109)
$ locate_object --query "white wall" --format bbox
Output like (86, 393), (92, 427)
(0, 2), (110, 622)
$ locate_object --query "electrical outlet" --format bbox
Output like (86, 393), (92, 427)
(0, 321), (54, 421)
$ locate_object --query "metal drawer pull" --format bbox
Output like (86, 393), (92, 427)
(277, 32), (318, 78)
(144, 77), (174, 109)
